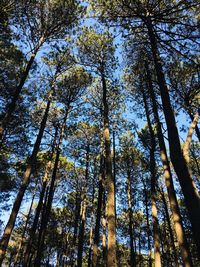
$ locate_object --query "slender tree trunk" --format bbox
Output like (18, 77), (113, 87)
(101, 72), (117, 267)
(127, 168), (136, 267)
(77, 145), (90, 267)
(142, 181), (152, 267)
(0, 36), (44, 141)
(113, 130), (117, 224)
(34, 112), (68, 266)
(70, 190), (81, 267)
(145, 61), (194, 266)
(88, 209), (94, 267)
(159, 187), (179, 267)
(14, 185), (37, 266)
(88, 161), (96, 267)
(92, 153), (105, 267)
(145, 18), (200, 257)
(142, 89), (162, 267)
(77, 198), (87, 267)
(102, 191), (107, 266)
(0, 95), (51, 265)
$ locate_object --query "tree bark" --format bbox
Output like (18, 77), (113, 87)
(145, 61), (194, 266)
(0, 94), (51, 265)
(145, 17), (200, 257)
(101, 72), (117, 267)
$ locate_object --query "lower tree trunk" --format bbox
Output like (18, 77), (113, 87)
(142, 180), (152, 267)
(102, 191), (107, 266)
(77, 145), (90, 267)
(88, 210), (94, 267)
(77, 198), (87, 267)
(70, 191), (81, 267)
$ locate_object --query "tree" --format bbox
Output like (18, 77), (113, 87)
(77, 28), (118, 267)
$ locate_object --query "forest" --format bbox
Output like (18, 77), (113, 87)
(0, 0), (200, 266)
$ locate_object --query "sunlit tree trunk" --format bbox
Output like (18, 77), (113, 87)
(145, 17), (200, 257)
(101, 72), (117, 267)
(0, 94), (52, 265)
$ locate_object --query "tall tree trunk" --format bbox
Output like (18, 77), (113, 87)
(126, 168), (136, 267)
(0, 36), (44, 141)
(145, 61), (194, 266)
(0, 94), (51, 265)
(34, 112), (68, 266)
(77, 144), (90, 267)
(145, 17), (200, 257)
(92, 153), (105, 267)
(101, 72), (117, 267)
(142, 89), (162, 267)
(23, 127), (58, 266)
